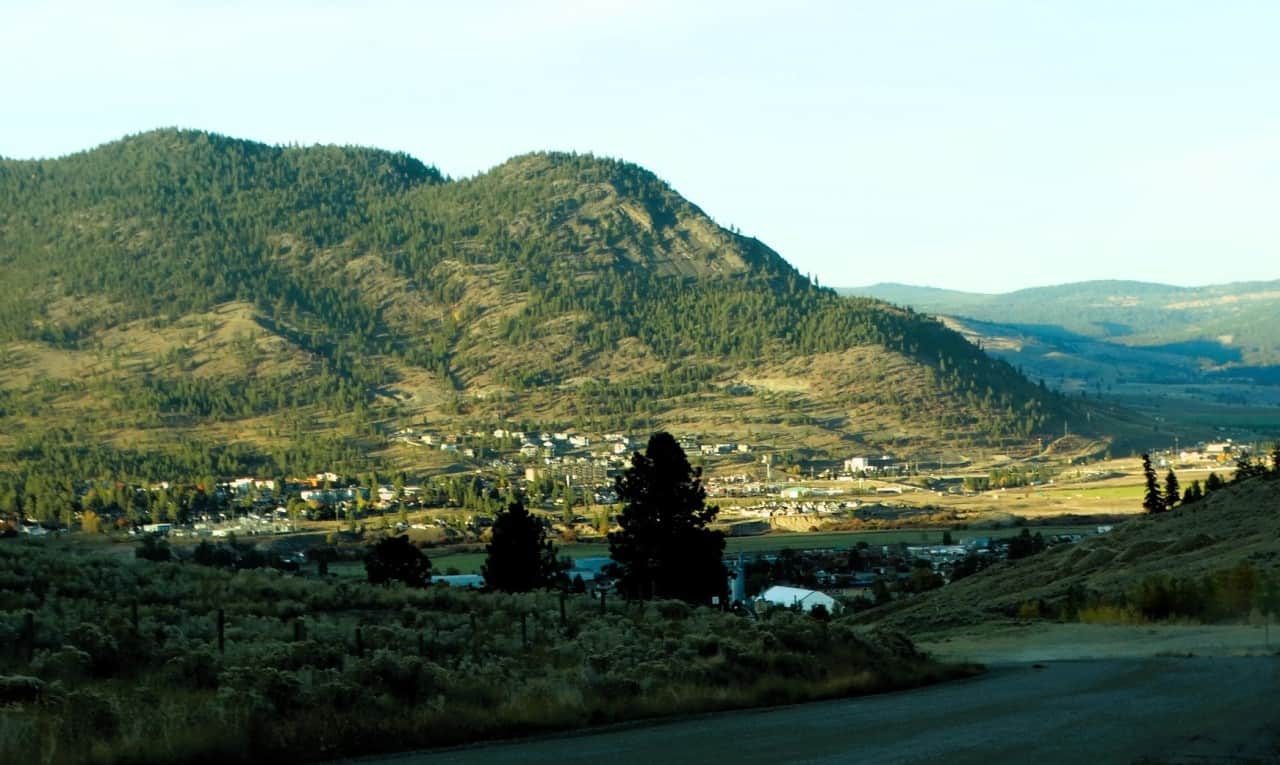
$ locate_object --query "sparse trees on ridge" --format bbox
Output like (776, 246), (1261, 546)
(1233, 451), (1269, 483)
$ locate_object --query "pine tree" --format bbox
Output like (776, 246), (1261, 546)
(1206, 471), (1224, 494)
(364, 535), (431, 587)
(482, 500), (562, 593)
(1141, 454), (1164, 513)
(1164, 469), (1181, 511)
(608, 432), (727, 604)
(1182, 480), (1203, 505)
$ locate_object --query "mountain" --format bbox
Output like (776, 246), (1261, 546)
(840, 280), (1280, 370)
(0, 130), (1094, 481)
(839, 281), (1280, 443)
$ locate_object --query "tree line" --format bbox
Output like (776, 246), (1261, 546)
(1141, 444), (1280, 513)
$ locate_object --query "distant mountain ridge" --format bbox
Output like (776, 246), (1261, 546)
(0, 130), (1095, 479)
(839, 280), (1280, 367)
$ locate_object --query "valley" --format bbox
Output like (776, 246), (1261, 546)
(2, 130), (1278, 765)
(841, 281), (1280, 446)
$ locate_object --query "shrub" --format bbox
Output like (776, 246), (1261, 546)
(64, 689), (121, 739)
(31, 645), (91, 683)
(349, 650), (444, 704)
(0, 675), (44, 705)
(162, 646), (220, 690)
(135, 535), (171, 562)
(1077, 604), (1145, 624)
(68, 622), (120, 677)
(654, 600), (692, 620)
(219, 666), (302, 714)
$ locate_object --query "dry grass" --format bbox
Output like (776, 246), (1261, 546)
(864, 477), (1280, 634)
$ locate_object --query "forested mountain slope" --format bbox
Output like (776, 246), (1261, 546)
(0, 130), (1094, 480)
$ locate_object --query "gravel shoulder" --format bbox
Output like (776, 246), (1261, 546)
(917, 620), (1279, 664)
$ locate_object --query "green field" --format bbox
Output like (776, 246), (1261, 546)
(1036, 484), (1145, 500)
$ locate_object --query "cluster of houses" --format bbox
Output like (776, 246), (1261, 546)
(485, 526), (1094, 615)
(738, 527), (1100, 614)
(395, 427), (767, 465)
(1170, 440), (1268, 467)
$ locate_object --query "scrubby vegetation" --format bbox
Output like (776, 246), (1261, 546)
(1031, 560), (1280, 624)
(0, 539), (973, 764)
(866, 475), (1280, 633)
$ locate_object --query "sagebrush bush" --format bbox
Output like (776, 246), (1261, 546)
(0, 539), (965, 765)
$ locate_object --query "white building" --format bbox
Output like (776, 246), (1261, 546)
(844, 455), (899, 474)
(758, 585), (839, 614)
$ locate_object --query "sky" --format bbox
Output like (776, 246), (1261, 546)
(3, 0), (1278, 293)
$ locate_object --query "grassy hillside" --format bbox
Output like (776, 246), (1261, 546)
(868, 473), (1280, 633)
(0, 130), (1092, 483)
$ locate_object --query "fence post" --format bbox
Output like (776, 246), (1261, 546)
(23, 612), (34, 662)
(469, 612), (478, 662)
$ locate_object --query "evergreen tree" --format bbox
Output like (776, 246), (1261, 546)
(1182, 480), (1203, 505)
(1206, 471), (1224, 494)
(1163, 469), (1181, 511)
(1141, 453), (1164, 513)
(608, 432), (727, 604)
(364, 535), (431, 587)
(1234, 452), (1268, 482)
(482, 500), (562, 593)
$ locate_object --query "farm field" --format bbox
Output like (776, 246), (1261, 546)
(713, 455), (1195, 519)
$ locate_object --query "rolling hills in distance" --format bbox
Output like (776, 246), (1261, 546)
(840, 281), (1280, 439)
(1, 129), (1142, 482)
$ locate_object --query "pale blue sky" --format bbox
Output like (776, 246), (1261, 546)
(4, 1), (1277, 292)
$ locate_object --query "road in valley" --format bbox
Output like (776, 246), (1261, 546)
(339, 655), (1280, 765)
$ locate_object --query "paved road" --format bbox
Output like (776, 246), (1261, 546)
(339, 657), (1280, 765)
